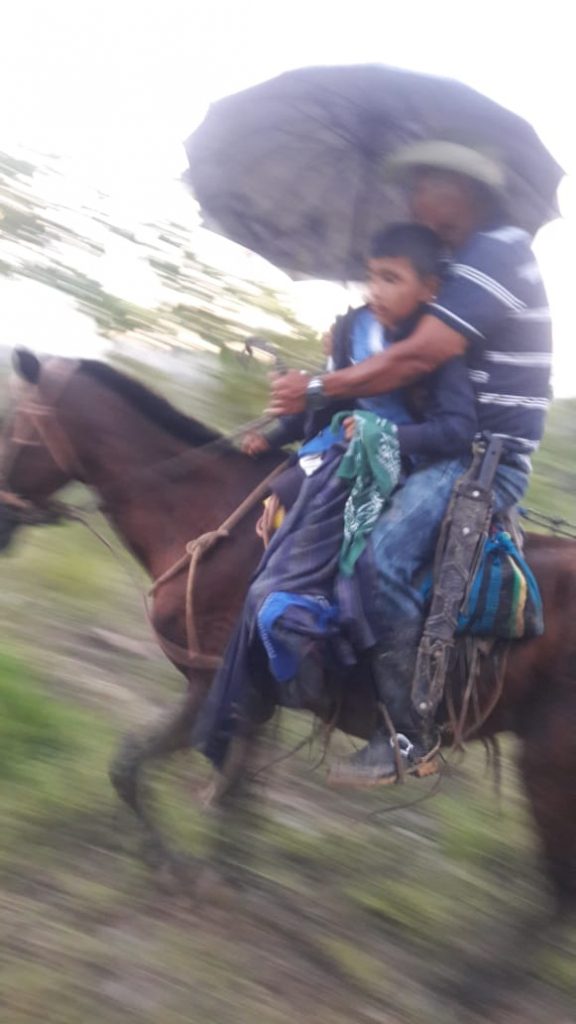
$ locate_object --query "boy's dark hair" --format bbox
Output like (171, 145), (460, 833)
(369, 223), (447, 279)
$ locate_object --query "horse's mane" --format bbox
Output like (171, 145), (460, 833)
(80, 360), (227, 448)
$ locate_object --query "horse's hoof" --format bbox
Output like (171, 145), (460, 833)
(194, 864), (248, 909)
(140, 837), (169, 871)
(195, 867), (230, 907)
(159, 852), (197, 892)
(154, 861), (184, 895)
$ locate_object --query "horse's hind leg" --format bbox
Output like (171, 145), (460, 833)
(519, 689), (576, 916)
(440, 693), (576, 1016)
(109, 683), (204, 872)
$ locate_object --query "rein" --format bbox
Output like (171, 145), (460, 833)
(519, 506), (576, 540)
(0, 359), (84, 524)
(149, 457), (289, 672)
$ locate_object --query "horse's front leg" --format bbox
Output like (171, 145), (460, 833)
(109, 680), (206, 877)
(199, 715), (269, 898)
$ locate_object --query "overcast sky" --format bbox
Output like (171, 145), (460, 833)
(1, 0), (574, 394)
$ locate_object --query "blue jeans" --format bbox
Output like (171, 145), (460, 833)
(368, 456), (530, 635)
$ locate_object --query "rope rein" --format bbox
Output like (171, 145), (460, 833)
(153, 457), (289, 671)
(519, 506), (576, 540)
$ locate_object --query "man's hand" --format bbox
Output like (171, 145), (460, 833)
(241, 432), (271, 457)
(267, 370), (309, 416)
(343, 416), (356, 442)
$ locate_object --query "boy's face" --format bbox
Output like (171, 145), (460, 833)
(366, 256), (437, 329)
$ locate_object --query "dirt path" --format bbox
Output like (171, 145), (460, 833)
(1, 594), (575, 1023)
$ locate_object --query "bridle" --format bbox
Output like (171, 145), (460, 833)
(0, 354), (280, 529)
(0, 359), (84, 526)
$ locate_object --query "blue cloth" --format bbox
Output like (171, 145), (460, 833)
(298, 422), (345, 457)
(351, 307), (416, 424)
(456, 530), (544, 638)
(193, 448), (357, 767)
(257, 592), (338, 683)
(429, 226), (552, 459)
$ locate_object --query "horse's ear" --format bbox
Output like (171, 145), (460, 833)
(13, 348), (41, 384)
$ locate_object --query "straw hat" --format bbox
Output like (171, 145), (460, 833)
(388, 140), (506, 194)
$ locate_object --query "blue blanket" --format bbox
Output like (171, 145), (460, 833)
(192, 446), (373, 767)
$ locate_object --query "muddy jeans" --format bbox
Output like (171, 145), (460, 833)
(368, 455), (530, 637)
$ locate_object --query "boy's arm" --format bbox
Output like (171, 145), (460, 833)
(262, 412), (308, 448)
(396, 357), (478, 459)
(242, 412), (307, 455)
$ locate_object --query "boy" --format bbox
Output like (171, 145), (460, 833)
(195, 225), (478, 769)
(243, 223), (477, 519)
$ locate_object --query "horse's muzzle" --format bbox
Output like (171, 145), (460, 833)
(0, 496), (64, 551)
(0, 502), (20, 551)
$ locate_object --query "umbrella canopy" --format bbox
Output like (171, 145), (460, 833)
(185, 64), (563, 282)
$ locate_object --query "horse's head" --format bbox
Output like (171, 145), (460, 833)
(0, 349), (78, 550)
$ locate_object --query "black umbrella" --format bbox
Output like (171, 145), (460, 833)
(184, 64), (563, 281)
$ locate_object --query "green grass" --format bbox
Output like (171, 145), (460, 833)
(7, 517), (141, 611)
(0, 648), (117, 859)
(527, 398), (576, 522)
(0, 651), (81, 780)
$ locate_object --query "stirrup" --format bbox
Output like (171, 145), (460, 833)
(328, 731), (440, 789)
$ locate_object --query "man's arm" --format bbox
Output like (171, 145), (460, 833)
(267, 315), (466, 416)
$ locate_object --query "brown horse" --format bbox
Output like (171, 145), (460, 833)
(1, 349), (576, 912)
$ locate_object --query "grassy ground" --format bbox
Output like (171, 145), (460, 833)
(526, 398), (576, 522)
(1, 369), (575, 1023)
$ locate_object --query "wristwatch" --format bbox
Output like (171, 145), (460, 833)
(306, 376), (327, 411)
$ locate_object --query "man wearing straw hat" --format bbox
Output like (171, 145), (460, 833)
(269, 141), (553, 785)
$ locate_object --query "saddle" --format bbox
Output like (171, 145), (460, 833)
(254, 437), (542, 741)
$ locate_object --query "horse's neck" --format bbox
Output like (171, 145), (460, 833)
(63, 380), (273, 578)
(67, 387), (179, 482)
(99, 446), (272, 580)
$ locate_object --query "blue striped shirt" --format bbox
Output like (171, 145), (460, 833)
(429, 226), (552, 461)
(350, 306), (416, 425)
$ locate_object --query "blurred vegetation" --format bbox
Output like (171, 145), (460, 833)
(528, 397), (576, 522)
(0, 148), (320, 369)
(0, 146), (575, 1024)
(0, 652), (80, 780)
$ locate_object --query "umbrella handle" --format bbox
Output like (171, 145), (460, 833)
(243, 337), (288, 374)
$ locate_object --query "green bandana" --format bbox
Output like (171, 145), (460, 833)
(333, 411), (401, 576)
